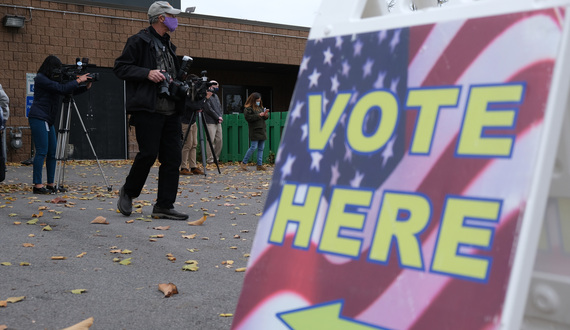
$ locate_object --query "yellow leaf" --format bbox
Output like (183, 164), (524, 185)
(182, 264), (199, 271)
(8, 213), (18, 217)
(26, 219), (38, 225)
(20, 262), (30, 266)
(187, 215), (207, 226)
(185, 260), (198, 264)
(121, 249), (132, 254)
(61, 317), (94, 330)
(71, 289), (87, 294)
(42, 225), (53, 231)
(229, 246), (237, 249)
(219, 313), (234, 317)
(51, 256), (67, 260)
(13, 222), (21, 225)
(6, 296), (25, 303)
(119, 258), (132, 265)
(22, 243), (34, 247)
(182, 234), (197, 239)
(0, 301), (6, 307)
(76, 252), (87, 258)
(149, 234), (164, 238)
(125, 219), (134, 224)
(243, 254), (250, 258)
(91, 216), (109, 224)
(158, 283), (178, 297)
(1, 262), (12, 266)
(235, 267), (247, 272)
(153, 226), (170, 230)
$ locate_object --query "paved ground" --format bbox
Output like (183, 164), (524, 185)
(0, 161), (273, 330)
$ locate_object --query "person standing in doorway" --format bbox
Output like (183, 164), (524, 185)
(240, 92), (269, 171)
(203, 80), (223, 165)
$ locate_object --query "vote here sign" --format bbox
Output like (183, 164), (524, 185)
(233, 7), (566, 330)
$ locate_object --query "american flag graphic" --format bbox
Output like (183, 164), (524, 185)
(233, 8), (565, 330)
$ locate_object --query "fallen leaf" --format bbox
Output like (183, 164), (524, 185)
(182, 234), (197, 239)
(13, 221), (21, 225)
(22, 243), (34, 247)
(153, 226), (170, 230)
(6, 296), (25, 303)
(91, 216), (109, 225)
(109, 249), (122, 254)
(61, 317), (94, 330)
(51, 197), (67, 204)
(158, 283), (178, 297)
(51, 256), (67, 260)
(182, 264), (199, 271)
(20, 262), (30, 266)
(76, 252), (87, 258)
(1, 262), (12, 266)
(71, 289), (87, 294)
(0, 301), (6, 307)
(149, 234), (164, 238)
(219, 313), (234, 317)
(187, 215), (207, 226)
(235, 267), (247, 272)
(42, 225), (53, 231)
(125, 219), (134, 224)
(26, 219), (38, 225)
(222, 260), (234, 265)
(121, 249), (132, 254)
(119, 258), (132, 265)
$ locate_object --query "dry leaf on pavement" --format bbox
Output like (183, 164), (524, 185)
(187, 215), (207, 226)
(51, 197), (67, 204)
(61, 317), (94, 330)
(158, 283), (179, 297)
(153, 226), (170, 230)
(91, 216), (109, 224)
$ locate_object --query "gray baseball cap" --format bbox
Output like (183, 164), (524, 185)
(148, 1), (181, 18)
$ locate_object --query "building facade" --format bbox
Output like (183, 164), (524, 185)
(0, 0), (309, 161)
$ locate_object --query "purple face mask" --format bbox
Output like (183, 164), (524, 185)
(163, 16), (178, 32)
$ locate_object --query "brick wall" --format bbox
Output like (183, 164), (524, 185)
(0, 0), (308, 161)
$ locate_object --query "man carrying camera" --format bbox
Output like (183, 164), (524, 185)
(113, 1), (188, 220)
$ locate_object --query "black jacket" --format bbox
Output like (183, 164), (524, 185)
(113, 27), (184, 114)
(28, 73), (88, 126)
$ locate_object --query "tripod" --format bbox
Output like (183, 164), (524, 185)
(182, 110), (221, 175)
(53, 95), (112, 192)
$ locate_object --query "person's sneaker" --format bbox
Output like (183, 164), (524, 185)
(180, 168), (192, 175)
(151, 206), (189, 220)
(240, 162), (247, 171)
(117, 186), (132, 216)
(257, 165), (267, 171)
(33, 186), (51, 194)
(46, 185), (58, 194)
(191, 167), (204, 175)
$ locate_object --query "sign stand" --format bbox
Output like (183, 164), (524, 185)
(233, 1), (570, 329)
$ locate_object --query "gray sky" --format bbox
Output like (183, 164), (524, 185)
(180, 0), (324, 27)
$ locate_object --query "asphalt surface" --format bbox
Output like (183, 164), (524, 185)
(0, 161), (273, 330)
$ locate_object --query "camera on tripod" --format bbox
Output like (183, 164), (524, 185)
(158, 55), (193, 101)
(188, 70), (213, 102)
(51, 57), (100, 84)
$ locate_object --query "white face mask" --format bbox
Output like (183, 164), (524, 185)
(256, 102), (260, 106)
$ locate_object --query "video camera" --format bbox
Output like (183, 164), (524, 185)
(158, 55), (192, 101)
(51, 57), (99, 84)
(188, 70), (213, 102)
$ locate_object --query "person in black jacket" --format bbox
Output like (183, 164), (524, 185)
(113, 1), (188, 220)
(240, 92), (269, 171)
(28, 55), (91, 194)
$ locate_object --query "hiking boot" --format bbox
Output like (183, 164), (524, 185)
(240, 162), (248, 171)
(117, 186), (132, 216)
(180, 168), (192, 175)
(257, 165), (267, 171)
(152, 206), (189, 220)
(191, 167), (204, 175)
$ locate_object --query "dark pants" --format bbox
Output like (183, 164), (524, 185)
(123, 111), (182, 209)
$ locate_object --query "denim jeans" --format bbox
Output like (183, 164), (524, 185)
(242, 140), (265, 166)
(29, 117), (57, 185)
